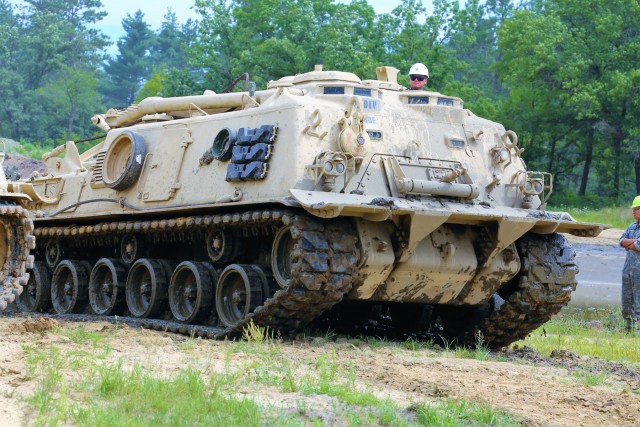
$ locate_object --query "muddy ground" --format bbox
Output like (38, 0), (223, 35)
(0, 314), (638, 426)
(0, 229), (639, 426)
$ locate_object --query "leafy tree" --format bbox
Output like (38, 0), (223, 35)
(313, 0), (384, 79)
(0, 0), (26, 140)
(151, 9), (196, 72)
(193, 0), (385, 91)
(497, 0), (640, 201)
(102, 10), (155, 106)
(2, 0), (108, 143)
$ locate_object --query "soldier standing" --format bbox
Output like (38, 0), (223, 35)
(619, 195), (640, 332)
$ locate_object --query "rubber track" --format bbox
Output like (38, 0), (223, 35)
(0, 203), (34, 310)
(32, 210), (360, 339)
(479, 233), (577, 348)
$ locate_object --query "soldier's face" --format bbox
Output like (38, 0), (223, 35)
(410, 75), (428, 90)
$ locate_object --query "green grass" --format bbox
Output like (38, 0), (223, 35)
(82, 364), (262, 427)
(62, 326), (108, 346)
(550, 205), (630, 228)
(26, 345), (266, 426)
(20, 324), (528, 427)
(516, 307), (640, 364)
(571, 370), (611, 387)
(414, 399), (521, 426)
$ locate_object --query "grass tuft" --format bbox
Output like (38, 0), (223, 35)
(242, 319), (270, 343)
(414, 399), (522, 426)
(517, 307), (640, 363)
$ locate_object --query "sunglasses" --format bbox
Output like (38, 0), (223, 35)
(410, 75), (427, 81)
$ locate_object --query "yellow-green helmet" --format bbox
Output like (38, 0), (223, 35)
(632, 195), (640, 208)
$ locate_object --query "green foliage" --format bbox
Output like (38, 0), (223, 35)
(548, 188), (616, 210)
(11, 139), (50, 160)
(496, 0), (640, 199)
(548, 204), (630, 228)
(0, 0), (108, 144)
(135, 71), (165, 102)
(150, 10), (195, 72)
(102, 10), (155, 107)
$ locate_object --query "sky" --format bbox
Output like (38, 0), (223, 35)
(8, 1), (406, 55)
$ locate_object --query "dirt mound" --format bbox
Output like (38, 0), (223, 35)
(2, 153), (47, 180)
(11, 317), (59, 334)
(501, 345), (640, 388)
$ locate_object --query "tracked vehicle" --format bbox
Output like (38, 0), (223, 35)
(11, 66), (604, 347)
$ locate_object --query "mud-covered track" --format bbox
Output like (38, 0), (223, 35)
(0, 203), (34, 310)
(28, 209), (360, 338)
(478, 233), (578, 348)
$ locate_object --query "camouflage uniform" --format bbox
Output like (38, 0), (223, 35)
(620, 222), (640, 331)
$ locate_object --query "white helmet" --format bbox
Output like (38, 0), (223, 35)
(408, 63), (429, 77)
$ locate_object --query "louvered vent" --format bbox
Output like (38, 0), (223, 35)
(92, 151), (106, 184)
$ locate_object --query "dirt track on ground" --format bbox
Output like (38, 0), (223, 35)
(0, 313), (638, 426)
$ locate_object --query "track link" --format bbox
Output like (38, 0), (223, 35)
(29, 209), (360, 339)
(0, 202), (34, 310)
(479, 233), (578, 348)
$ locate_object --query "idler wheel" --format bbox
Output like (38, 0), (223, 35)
(89, 258), (127, 315)
(120, 234), (144, 264)
(215, 264), (266, 327)
(125, 258), (168, 318)
(16, 261), (51, 312)
(45, 240), (64, 269)
(271, 225), (294, 288)
(169, 261), (216, 323)
(206, 229), (241, 263)
(51, 260), (91, 314)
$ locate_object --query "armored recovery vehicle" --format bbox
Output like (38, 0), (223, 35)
(11, 66), (604, 347)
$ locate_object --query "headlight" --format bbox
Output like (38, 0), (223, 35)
(324, 160), (346, 176)
(523, 178), (544, 195)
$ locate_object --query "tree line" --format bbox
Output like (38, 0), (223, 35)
(1, 0), (638, 206)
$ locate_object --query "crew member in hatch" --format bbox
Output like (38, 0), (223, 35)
(408, 63), (429, 90)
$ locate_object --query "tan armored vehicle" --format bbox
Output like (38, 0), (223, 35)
(11, 66), (604, 347)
